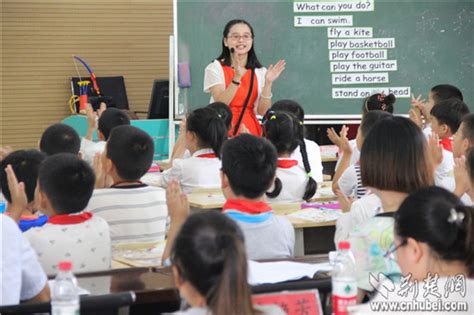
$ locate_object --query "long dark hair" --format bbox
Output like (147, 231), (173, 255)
(171, 212), (257, 315)
(216, 19), (263, 69)
(262, 110), (317, 201)
(186, 107), (228, 158)
(395, 187), (474, 276)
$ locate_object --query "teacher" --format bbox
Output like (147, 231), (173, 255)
(204, 19), (285, 136)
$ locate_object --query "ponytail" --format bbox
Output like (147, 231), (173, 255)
(299, 137), (317, 201)
(266, 177), (282, 198)
(210, 236), (254, 315)
(187, 107), (228, 158)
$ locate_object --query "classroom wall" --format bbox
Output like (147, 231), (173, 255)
(1, 0), (172, 149)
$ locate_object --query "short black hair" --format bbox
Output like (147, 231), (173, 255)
(207, 102), (233, 131)
(460, 113), (474, 146)
(221, 134), (277, 199)
(39, 123), (80, 156)
(98, 108), (131, 140)
(271, 99), (305, 122)
(430, 98), (470, 134)
(1, 150), (46, 203)
(106, 125), (154, 181)
(431, 84), (463, 104)
(359, 110), (392, 138)
(38, 153), (95, 214)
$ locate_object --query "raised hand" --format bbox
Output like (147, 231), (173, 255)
(5, 164), (28, 222)
(428, 133), (443, 167)
(327, 125), (351, 155)
(265, 59), (286, 83)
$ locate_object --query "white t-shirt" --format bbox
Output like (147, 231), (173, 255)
(338, 164), (367, 199)
(86, 184), (168, 245)
(1, 215), (48, 306)
(203, 60), (267, 114)
(268, 158), (309, 203)
(80, 138), (106, 165)
(159, 148), (222, 194)
(290, 138), (324, 183)
(335, 193), (381, 245)
(24, 213), (111, 275)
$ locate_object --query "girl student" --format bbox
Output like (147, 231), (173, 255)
(350, 186), (474, 314)
(159, 107), (228, 193)
(262, 110), (317, 202)
(334, 93), (396, 167)
(168, 211), (285, 315)
(271, 99), (324, 183)
(346, 116), (434, 302)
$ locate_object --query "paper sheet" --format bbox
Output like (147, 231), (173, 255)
(248, 260), (332, 285)
(287, 207), (342, 223)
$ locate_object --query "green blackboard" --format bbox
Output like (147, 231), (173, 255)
(176, 0), (473, 118)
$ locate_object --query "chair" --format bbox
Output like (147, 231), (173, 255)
(0, 291), (136, 315)
(147, 80), (169, 119)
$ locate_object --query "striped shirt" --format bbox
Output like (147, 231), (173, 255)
(338, 164), (367, 199)
(85, 184), (168, 245)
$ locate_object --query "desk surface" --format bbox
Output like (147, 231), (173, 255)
(77, 255), (330, 305)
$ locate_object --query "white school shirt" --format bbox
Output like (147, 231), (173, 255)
(204, 60), (267, 114)
(268, 158), (308, 203)
(334, 193), (381, 245)
(86, 184), (168, 245)
(24, 213), (111, 275)
(290, 138), (324, 183)
(80, 138), (106, 165)
(159, 148), (222, 194)
(338, 164), (367, 199)
(1, 215), (48, 306)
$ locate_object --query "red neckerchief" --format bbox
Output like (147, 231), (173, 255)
(196, 153), (217, 158)
(148, 165), (161, 173)
(439, 138), (453, 152)
(277, 159), (298, 169)
(47, 212), (93, 225)
(222, 199), (272, 214)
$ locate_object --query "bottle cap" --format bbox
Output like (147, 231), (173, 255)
(58, 261), (73, 271)
(338, 241), (350, 250)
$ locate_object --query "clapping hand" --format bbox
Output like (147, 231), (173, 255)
(265, 60), (286, 83)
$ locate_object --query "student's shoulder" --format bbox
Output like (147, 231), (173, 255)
(272, 214), (294, 232)
(304, 138), (321, 149)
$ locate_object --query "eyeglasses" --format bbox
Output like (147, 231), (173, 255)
(384, 239), (407, 260)
(227, 34), (253, 41)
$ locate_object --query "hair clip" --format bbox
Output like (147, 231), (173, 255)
(217, 113), (222, 118)
(306, 171), (313, 178)
(447, 208), (465, 225)
(299, 121), (303, 125)
(381, 104), (387, 111)
(270, 115), (277, 120)
(377, 93), (386, 103)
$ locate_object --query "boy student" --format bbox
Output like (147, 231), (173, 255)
(1, 215), (50, 306)
(219, 134), (295, 260)
(5, 153), (111, 275)
(410, 84), (464, 136)
(429, 98), (470, 184)
(453, 114), (474, 204)
(0, 150), (48, 231)
(81, 103), (130, 164)
(85, 125), (168, 245)
(39, 123), (81, 156)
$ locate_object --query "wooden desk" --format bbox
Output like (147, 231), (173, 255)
(75, 255), (330, 314)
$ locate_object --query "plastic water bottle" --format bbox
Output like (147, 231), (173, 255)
(332, 241), (357, 315)
(51, 261), (80, 315)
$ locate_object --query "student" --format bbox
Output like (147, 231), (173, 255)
(220, 134), (294, 260)
(430, 98), (470, 184)
(454, 147), (474, 206)
(337, 93), (396, 167)
(262, 110), (317, 202)
(350, 187), (474, 314)
(86, 125), (168, 245)
(159, 107), (227, 193)
(453, 113), (474, 159)
(167, 211), (284, 315)
(0, 215), (50, 306)
(170, 102), (232, 165)
(0, 150), (48, 231)
(5, 153), (111, 275)
(411, 84), (464, 136)
(346, 116), (433, 301)
(271, 99), (324, 182)
(81, 104), (131, 165)
(330, 110), (392, 200)
(39, 123), (81, 156)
